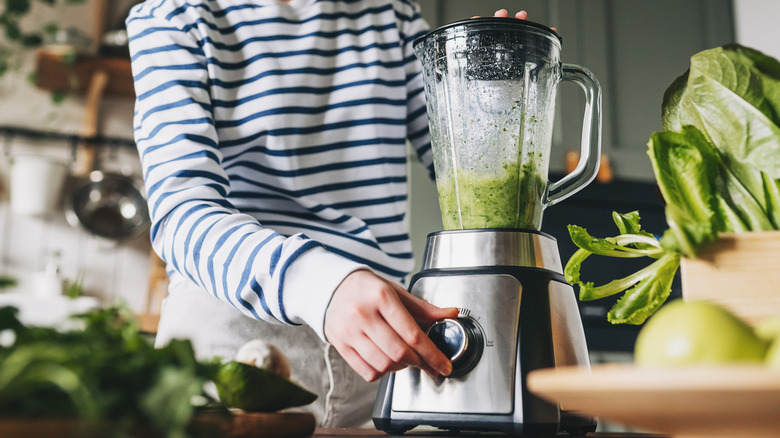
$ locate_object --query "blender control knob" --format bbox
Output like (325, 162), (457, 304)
(426, 317), (484, 378)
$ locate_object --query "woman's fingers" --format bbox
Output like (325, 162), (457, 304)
(492, 9), (527, 19)
(374, 284), (453, 376)
(324, 270), (453, 382)
(363, 321), (439, 378)
(392, 282), (459, 326)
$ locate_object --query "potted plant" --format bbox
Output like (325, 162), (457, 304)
(564, 44), (780, 326)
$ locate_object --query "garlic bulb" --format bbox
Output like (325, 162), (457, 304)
(235, 339), (291, 380)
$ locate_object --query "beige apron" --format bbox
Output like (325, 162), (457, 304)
(155, 278), (379, 427)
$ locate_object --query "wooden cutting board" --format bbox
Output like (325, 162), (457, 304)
(202, 411), (317, 437)
(0, 411), (316, 438)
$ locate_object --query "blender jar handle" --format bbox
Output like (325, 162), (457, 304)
(545, 63), (602, 207)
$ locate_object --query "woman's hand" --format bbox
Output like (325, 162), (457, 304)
(494, 9), (528, 19)
(473, 9), (528, 19)
(324, 270), (459, 382)
(476, 9), (557, 32)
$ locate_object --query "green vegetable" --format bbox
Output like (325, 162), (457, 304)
(565, 44), (780, 324)
(214, 361), (317, 412)
(0, 306), (221, 438)
(0, 276), (16, 290)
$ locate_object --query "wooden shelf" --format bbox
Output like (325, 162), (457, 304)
(35, 50), (135, 98)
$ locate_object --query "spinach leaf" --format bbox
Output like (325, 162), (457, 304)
(663, 44), (780, 178)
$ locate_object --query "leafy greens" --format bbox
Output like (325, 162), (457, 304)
(0, 306), (221, 438)
(565, 44), (780, 324)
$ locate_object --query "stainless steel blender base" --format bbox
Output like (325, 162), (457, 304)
(372, 230), (596, 436)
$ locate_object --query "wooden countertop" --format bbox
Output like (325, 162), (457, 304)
(313, 428), (668, 438)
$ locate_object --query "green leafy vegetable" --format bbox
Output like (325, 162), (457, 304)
(215, 361), (317, 413)
(0, 306), (221, 438)
(566, 44), (780, 324)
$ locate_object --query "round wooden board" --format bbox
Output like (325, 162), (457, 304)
(528, 364), (780, 437)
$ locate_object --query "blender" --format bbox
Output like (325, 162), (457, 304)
(372, 17), (602, 436)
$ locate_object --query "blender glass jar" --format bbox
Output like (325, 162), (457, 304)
(414, 18), (601, 231)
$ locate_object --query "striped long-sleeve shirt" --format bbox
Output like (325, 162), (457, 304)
(126, 0), (433, 340)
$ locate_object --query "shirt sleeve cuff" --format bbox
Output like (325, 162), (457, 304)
(281, 245), (369, 342)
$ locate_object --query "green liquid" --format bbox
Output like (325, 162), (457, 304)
(437, 161), (546, 230)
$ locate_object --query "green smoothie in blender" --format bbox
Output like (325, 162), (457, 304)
(437, 158), (546, 230)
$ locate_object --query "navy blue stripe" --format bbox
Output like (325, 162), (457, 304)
(407, 104), (427, 123)
(209, 59), (406, 88)
(376, 233), (411, 244)
(168, 203), (210, 279)
(276, 239), (322, 324)
(136, 80), (209, 101)
(138, 117), (214, 144)
(211, 78), (404, 108)
(238, 207), (351, 225)
(126, 25), (183, 42)
(140, 134), (218, 165)
(212, 222), (254, 302)
(148, 169), (228, 208)
(269, 245), (283, 276)
(177, 4), (395, 35)
(203, 26), (397, 54)
(216, 97), (406, 129)
(220, 117), (406, 145)
(150, 183), (230, 221)
(259, 219), (385, 252)
(248, 277), (277, 322)
(193, 211), (222, 288)
(221, 137), (405, 158)
(326, 195), (407, 210)
(140, 97), (212, 125)
(325, 246), (409, 279)
(235, 242), (269, 320)
(133, 61), (205, 83)
(364, 213), (406, 226)
(233, 174), (407, 198)
(131, 44), (203, 64)
(228, 232), (277, 319)
(227, 156), (406, 178)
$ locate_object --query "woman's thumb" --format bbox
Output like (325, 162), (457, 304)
(393, 284), (459, 324)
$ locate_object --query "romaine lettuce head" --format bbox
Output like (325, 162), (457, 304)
(662, 44), (780, 178)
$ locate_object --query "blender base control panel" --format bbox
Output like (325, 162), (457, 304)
(391, 274), (521, 415)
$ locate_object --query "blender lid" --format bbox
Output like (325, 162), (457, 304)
(413, 17), (562, 50)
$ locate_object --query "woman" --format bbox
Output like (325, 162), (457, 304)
(127, 1), (532, 426)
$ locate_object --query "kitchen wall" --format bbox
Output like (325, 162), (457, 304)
(0, 0), (148, 312)
(733, 0), (780, 61)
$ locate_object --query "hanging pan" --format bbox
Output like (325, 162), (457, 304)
(64, 70), (150, 241)
(65, 146), (150, 241)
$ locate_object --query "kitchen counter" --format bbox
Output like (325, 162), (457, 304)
(314, 428), (668, 438)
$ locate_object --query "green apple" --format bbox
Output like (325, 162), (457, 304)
(634, 299), (768, 366)
(754, 315), (780, 343)
(766, 339), (780, 368)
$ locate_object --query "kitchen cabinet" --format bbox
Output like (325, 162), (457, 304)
(416, 0), (735, 182)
